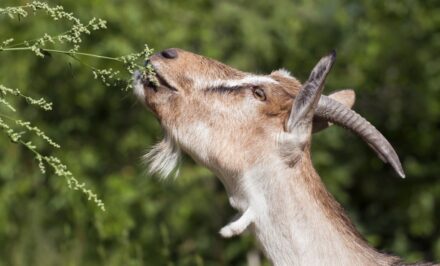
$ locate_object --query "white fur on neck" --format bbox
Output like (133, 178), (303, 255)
(143, 133), (181, 179)
(218, 161), (388, 266)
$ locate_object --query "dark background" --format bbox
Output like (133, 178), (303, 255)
(0, 0), (439, 265)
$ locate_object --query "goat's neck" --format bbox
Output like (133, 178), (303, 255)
(224, 152), (398, 266)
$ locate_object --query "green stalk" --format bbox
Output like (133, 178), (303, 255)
(0, 47), (123, 62)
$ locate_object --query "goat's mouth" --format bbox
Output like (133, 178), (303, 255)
(141, 65), (178, 93)
(154, 71), (178, 92)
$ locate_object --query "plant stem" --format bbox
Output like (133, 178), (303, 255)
(1, 47), (122, 62)
(0, 113), (17, 121)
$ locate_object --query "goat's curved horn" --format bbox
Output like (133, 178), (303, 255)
(315, 95), (405, 178)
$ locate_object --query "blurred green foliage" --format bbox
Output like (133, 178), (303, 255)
(0, 0), (439, 265)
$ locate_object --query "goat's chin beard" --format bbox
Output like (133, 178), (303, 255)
(143, 131), (181, 179)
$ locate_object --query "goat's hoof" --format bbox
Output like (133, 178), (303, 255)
(219, 226), (237, 238)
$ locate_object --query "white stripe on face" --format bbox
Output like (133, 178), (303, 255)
(222, 76), (278, 87)
(193, 75), (277, 90)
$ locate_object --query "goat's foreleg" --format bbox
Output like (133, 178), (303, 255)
(219, 208), (254, 238)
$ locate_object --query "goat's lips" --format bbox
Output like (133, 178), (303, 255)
(143, 76), (158, 92)
(154, 71), (178, 92)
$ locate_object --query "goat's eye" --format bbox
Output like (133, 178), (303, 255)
(252, 87), (266, 101)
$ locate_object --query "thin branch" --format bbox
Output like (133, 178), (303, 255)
(1, 47), (123, 62)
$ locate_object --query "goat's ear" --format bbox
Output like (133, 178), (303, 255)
(312, 89), (355, 133)
(328, 89), (355, 108)
(271, 68), (293, 79)
(286, 51), (336, 147)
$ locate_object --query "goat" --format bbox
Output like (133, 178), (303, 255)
(133, 48), (433, 266)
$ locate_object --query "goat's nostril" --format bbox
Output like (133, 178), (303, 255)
(161, 48), (178, 59)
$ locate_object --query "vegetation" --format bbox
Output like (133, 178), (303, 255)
(0, 0), (439, 265)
